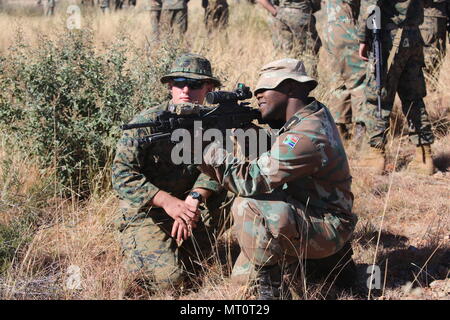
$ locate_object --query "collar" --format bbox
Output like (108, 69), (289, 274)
(279, 98), (321, 133)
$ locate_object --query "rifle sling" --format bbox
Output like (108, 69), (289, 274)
(386, 27), (404, 75)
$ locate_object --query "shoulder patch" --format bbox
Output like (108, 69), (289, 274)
(282, 134), (300, 149)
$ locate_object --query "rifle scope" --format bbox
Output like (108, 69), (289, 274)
(206, 83), (253, 104)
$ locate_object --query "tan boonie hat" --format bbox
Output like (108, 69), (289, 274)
(254, 59), (318, 94)
(160, 53), (221, 87)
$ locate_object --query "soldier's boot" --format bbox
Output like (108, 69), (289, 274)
(254, 264), (283, 300)
(305, 241), (357, 289)
(407, 144), (435, 175)
(359, 147), (385, 175)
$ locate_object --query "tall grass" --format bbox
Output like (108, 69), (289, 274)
(0, 1), (449, 300)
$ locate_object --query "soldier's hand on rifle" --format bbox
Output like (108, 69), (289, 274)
(359, 43), (369, 61)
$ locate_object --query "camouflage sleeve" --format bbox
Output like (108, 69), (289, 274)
(199, 131), (322, 196)
(112, 129), (161, 211)
(192, 172), (222, 193)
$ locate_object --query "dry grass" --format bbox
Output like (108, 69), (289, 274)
(0, 1), (449, 300)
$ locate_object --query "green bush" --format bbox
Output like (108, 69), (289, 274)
(0, 28), (181, 195)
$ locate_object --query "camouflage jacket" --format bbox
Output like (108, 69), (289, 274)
(112, 101), (221, 214)
(324, 0), (361, 24)
(358, 0), (425, 43)
(199, 98), (354, 217)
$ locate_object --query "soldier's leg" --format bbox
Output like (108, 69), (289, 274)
(119, 215), (185, 292)
(149, 9), (161, 42)
(397, 45), (435, 174)
(359, 30), (415, 149)
(172, 8), (188, 34)
(100, 0), (111, 13)
(230, 191), (355, 298)
(421, 16), (447, 72)
(271, 8), (294, 52)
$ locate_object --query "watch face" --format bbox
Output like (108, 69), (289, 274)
(190, 191), (202, 200)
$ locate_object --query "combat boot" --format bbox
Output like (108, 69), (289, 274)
(359, 147), (385, 174)
(254, 264), (282, 300)
(305, 241), (357, 289)
(407, 144), (435, 175)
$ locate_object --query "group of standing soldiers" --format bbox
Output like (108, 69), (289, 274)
(147, 0), (448, 175)
(298, 0), (448, 176)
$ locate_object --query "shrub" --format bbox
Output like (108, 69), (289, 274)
(0, 27), (181, 196)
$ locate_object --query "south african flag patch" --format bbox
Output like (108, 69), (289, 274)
(282, 135), (299, 149)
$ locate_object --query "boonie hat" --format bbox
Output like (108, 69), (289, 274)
(254, 59), (318, 94)
(160, 53), (221, 87)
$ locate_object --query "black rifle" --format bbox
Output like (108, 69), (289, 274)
(371, 12), (383, 119)
(120, 83), (265, 146)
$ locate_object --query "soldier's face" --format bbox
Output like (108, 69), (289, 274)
(169, 78), (214, 104)
(256, 88), (288, 121)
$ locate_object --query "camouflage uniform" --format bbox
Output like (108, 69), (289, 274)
(320, 0), (366, 136)
(160, 0), (189, 35)
(42, 0), (55, 16)
(271, 0), (321, 57)
(357, 0), (435, 149)
(203, 0), (229, 31)
(100, 0), (111, 13)
(112, 54), (228, 291)
(149, 0), (162, 41)
(420, 0), (449, 72)
(199, 59), (357, 289)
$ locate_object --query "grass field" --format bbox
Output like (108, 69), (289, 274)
(0, 0), (449, 300)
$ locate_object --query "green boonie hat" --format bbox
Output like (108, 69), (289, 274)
(160, 53), (221, 87)
(254, 58), (318, 94)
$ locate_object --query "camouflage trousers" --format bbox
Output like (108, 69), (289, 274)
(204, 0), (229, 31)
(420, 15), (448, 72)
(149, 9), (162, 42)
(271, 7), (321, 60)
(230, 191), (356, 283)
(161, 9), (188, 34)
(43, 0), (55, 16)
(117, 201), (231, 291)
(322, 23), (366, 125)
(149, 9), (187, 42)
(357, 29), (435, 149)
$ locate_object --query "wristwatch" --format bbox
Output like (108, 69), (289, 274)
(189, 191), (203, 203)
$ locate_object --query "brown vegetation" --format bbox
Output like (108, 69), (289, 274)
(0, 1), (448, 300)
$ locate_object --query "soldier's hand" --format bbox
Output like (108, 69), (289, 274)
(359, 43), (369, 61)
(162, 197), (199, 240)
(184, 196), (201, 228)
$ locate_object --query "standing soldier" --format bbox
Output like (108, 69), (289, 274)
(38, 0), (56, 16)
(203, 0), (229, 31)
(420, 0), (449, 73)
(358, 0), (436, 175)
(100, 0), (111, 13)
(149, 0), (162, 41)
(160, 0), (189, 35)
(320, 0), (367, 143)
(112, 53), (230, 293)
(257, 0), (321, 68)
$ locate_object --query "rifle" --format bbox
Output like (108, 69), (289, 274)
(371, 13), (383, 119)
(120, 83), (265, 146)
